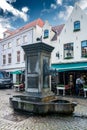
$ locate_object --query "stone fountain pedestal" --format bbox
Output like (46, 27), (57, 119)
(23, 42), (55, 102)
(10, 42), (77, 114)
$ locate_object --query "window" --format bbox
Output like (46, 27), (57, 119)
(64, 43), (74, 59)
(74, 21), (80, 31)
(8, 42), (11, 48)
(3, 44), (6, 50)
(24, 53), (25, 61)
(56, 52), (60, 59)
(16, 38), (20, 46)
(44, 29), (49, 38)
(23, 35), (27, 43)
(17, 51), (20, 63)
(8, 53), (11, 64)
(81, 40), (87, 58)
(3, 55), (6, 65)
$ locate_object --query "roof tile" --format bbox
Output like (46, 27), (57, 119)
(4, 18), (44, 38)
(51, 24), (64, 41)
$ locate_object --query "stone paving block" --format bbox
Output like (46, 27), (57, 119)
(0, 89), (87, 130)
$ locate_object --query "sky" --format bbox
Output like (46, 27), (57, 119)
(0, 0), (87, 38)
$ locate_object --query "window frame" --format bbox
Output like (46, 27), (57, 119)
(44, 29), (49, 38)
(64, 43), (74, 59)
(8, 53), (11, 64)
(3, 55), (6, 65)
(81, 40), (87, 58)
(17, 51), (20, 63)
(74, 21), (80, 31)
(24, 53), (25, 61)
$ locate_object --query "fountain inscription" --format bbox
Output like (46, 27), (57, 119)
(43, 57), (49, 88)
(27, 76), (38, 88)
(27, 55), (38, 73)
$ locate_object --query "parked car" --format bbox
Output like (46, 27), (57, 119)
(0, 71), (13, 88)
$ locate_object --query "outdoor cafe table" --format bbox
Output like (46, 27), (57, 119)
(83, 85), (87, 98)
(83, 88), (87, 98)
(14, 84), (24, 91)
(57, 86), (65, 96)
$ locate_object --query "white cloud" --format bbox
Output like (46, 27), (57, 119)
(56, 0), (62, 5)
(22, 7), (29, 13)
(41, 3), (51, 15)
(51, 4), (57, 9)
(0, 25), (6, 38)
(50, 0), (63, 10)
(51, 0), (62, 9)
(0, 17), (15, 38)
(65, 5), (73, 20)
(56, 0), (87, 22)
(41, 8), (50, 15)
(55, 5), (73, 21)
(76, 0), (87, 9)
(6, 0), (16, 3)
(0, 0), (29, 38)
(53, 0), (87, 24)
(0, 0), (28, 21)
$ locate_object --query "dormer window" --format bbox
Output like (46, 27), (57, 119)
(74, 21), (80, 31)
(44, 29), (49, 38)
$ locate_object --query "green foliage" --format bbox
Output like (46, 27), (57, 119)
(83, 55), (87, 58)
(73, 29), (80, 32)
(14, 82), (21, 85)
(58, 84), (64, 87)
(64, 57), (73, 59)
(84, 85), (87, 88)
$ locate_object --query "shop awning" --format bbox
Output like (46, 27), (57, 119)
(10, 70), (23, 74)
(51, 62), (87, 72)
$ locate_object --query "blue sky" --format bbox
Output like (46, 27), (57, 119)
(0, 0), (87, 38)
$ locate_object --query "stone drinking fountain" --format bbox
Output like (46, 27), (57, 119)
(10, 42), (77, 115)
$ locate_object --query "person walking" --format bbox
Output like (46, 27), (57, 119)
(75, 75), (84, 96)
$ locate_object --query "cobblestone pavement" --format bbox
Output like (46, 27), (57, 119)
(0, 89), (87, 130)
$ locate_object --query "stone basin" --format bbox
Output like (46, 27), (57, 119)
(10, 43), (77, 115)
(10, 95), (77, 115)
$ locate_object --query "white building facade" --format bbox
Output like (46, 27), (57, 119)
(1, 4), (87, 89)
(0, 19), (44, 83)
(52, 5), (87, 65)
(0, 18), (57, 83)
(51, 5), (87, 93)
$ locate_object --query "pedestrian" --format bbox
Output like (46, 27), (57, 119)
(75, 75), (84, 96)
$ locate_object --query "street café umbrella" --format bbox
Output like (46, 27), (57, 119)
(10, 70), (22, 74)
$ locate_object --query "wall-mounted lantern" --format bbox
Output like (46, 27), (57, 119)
(36, 36), (42, 42)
